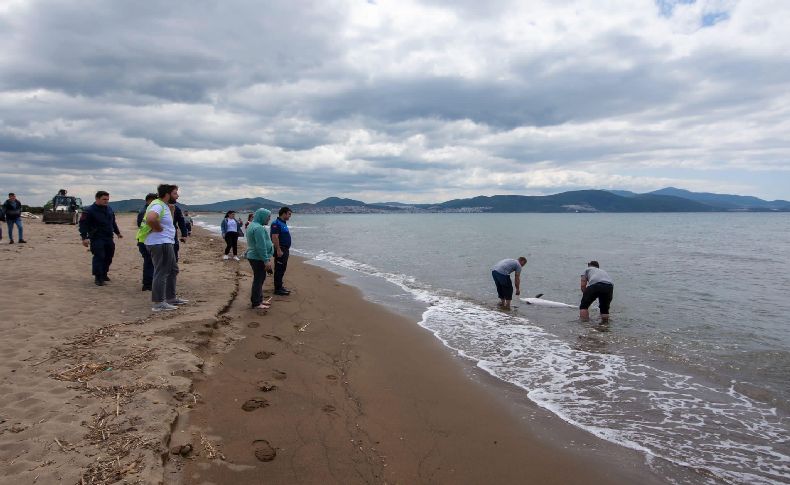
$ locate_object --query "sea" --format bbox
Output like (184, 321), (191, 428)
(195, 212), (790, 485)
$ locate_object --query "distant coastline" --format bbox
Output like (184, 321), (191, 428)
(109, 187), (790, 214)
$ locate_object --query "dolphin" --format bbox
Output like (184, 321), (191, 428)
(520, 293), (576, 308)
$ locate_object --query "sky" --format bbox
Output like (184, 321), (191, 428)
(1, 0), (789, 205)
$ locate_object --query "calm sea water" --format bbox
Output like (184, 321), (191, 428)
(196, 213), (790, 484)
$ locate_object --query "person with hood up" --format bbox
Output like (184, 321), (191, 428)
(245, 208), (274, 310)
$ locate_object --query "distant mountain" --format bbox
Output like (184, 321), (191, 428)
(433, 190), (714, 213)
(186, 197), (286, 212)
(607, 190), (638, 198)
(111, 188), (789, 215)
(313, 197), (366, 207)
(109, 198), (146, 212)
(648, 187), (790, 211)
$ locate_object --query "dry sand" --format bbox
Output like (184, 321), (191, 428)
(1, 215), (667, 484)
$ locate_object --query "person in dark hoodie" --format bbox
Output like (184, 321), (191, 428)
(79, 191), (123, 286)
(245, 208), (274, 310)
(137, 193), (157, 291)
(3, 193), (26, 244)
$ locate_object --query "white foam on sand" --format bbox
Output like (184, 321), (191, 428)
(303, 250), (790, 485)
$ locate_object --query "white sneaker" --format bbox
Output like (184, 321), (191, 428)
(167, 298), (189, 306)
(223, 255), (230, 260)
(233, 256), (240, 261)
(152, 302), (178, 312)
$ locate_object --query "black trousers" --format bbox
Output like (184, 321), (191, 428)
(90, 238), (115, 278)
(224, 232), (239, 255)
(274, 247), (289, 291)
(137, 242), (153, 286)
(249, 259), (267, 307)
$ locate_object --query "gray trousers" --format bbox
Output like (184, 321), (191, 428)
(147, 243), (178, 303)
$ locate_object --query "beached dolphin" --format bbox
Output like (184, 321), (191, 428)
(520, 294), (576, 308)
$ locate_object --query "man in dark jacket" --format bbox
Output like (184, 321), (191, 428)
(172, 203), (188, 261)
(137, 193), (157, 290)
(79, 191), (123, 286)
(271, 206), (293, 295)
(2, 193), (26, 244)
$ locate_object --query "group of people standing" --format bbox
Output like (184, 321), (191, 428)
(0, 193), (27, 244)
(78, 184), (293, 313)
(491, 257), (614, 321)
(222, 207), (293, 310)
(79, 185), (188, 311)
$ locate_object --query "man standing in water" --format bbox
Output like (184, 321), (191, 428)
(491, 257), (527, 309)
(579, 260), (614, 321)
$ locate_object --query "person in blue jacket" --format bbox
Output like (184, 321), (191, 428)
(136, 193), (157, 291)
(245, 208), (274, 309)
(270, 207), (292, 295)
(79, 191), (123, 286)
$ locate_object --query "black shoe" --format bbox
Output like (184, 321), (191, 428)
(94, 277), (104, 286)
(8, 240), (13, 244)
(142, 285), (152, 291)
(102, 275), (111, 282)
(274, 289), (290, 296)
(18, 240), (27, 244)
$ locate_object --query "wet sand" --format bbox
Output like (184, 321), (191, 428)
(0, 215), (667, 484)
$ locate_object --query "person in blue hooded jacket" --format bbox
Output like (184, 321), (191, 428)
(245, 208), (274, 309)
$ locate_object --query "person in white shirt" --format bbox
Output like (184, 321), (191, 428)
(145, 184), (188, 312)
(221, 210), (241, 261)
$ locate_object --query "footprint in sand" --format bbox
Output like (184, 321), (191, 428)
(262, 334), (282, 341)
(252, 439), (276, 462)
(247, 321), (260, 328)
(325, 374), (338, 381)
(255, 351), (275, 360)
(258, 382), (277, 392)
(241, 398), (269, 412)
(322, 404), (336, 413)
(272, 369), (287, 380)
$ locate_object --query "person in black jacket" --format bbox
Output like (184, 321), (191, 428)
(137, 193), (157, 291)
(172, 203), (189, 261)
(2, 193), (26, 244)
(79, 191), (123, 286)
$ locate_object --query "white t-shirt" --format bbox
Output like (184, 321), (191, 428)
(144, 201), (176, 245)
(226, 218), (238, 233)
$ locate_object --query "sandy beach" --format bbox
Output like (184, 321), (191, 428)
(0, 215), (667, 484)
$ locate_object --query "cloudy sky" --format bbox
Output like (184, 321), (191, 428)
(1, 0), (789, 205)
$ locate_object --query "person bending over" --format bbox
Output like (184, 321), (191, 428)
(491, 257), (527, 309)
(579, 260), (614, 322)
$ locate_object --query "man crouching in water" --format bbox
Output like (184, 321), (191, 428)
(579, 260), (614, 322)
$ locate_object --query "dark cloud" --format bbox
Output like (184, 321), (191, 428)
(1, 0), (788, 203)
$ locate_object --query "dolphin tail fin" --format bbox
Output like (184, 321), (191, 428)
(534, 293), (544, 299)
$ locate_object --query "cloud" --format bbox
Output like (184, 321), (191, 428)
(1, 0), (789, 205)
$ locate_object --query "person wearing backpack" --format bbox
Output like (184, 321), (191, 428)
(138, 184), (187, 312)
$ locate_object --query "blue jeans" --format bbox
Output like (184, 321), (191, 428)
(6, 218), (23, 241)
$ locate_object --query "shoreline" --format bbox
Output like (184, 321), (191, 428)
(0, 216), (672, 484)
(176, 251), (671, 483)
